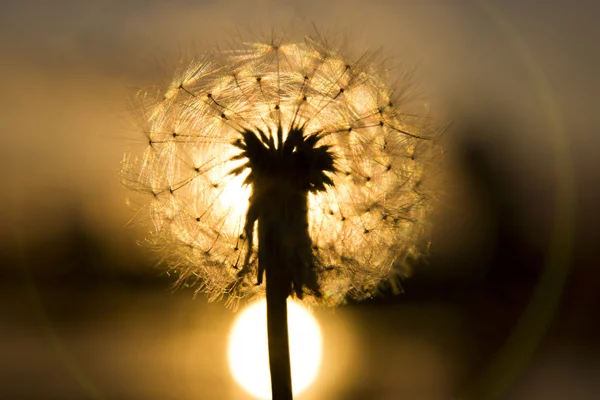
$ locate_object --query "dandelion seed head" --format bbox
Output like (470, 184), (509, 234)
(122, 35), (440, 307)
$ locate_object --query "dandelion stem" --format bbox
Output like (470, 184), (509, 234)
(257, 185), (307, 400)
(265, 263), (293, 400)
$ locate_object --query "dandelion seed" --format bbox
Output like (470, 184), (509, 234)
(122, 35), (439, 308)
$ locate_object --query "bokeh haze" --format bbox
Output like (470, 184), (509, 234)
(1, 1), (598, 399)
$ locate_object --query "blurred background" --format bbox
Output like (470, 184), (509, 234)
(0, 0), (598, 399)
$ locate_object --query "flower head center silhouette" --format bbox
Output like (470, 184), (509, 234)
(230, 124), (336, 298)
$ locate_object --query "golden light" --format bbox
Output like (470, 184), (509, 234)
(228, 299), (322, 399)
(122, 39), (435, 307)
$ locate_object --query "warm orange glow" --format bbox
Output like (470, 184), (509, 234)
(228, 299), (322, 399)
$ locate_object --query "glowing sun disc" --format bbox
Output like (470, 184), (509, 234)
(228, 299), (322, 399)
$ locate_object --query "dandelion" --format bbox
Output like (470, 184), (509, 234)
(122, 33), (439, 399)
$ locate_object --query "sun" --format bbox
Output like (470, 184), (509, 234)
(228, 299), (322, 399)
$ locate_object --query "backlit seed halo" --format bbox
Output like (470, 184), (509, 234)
(122, 36), (438, 307)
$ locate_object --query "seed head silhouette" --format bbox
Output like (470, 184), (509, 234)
(122, 35), (438, 308)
